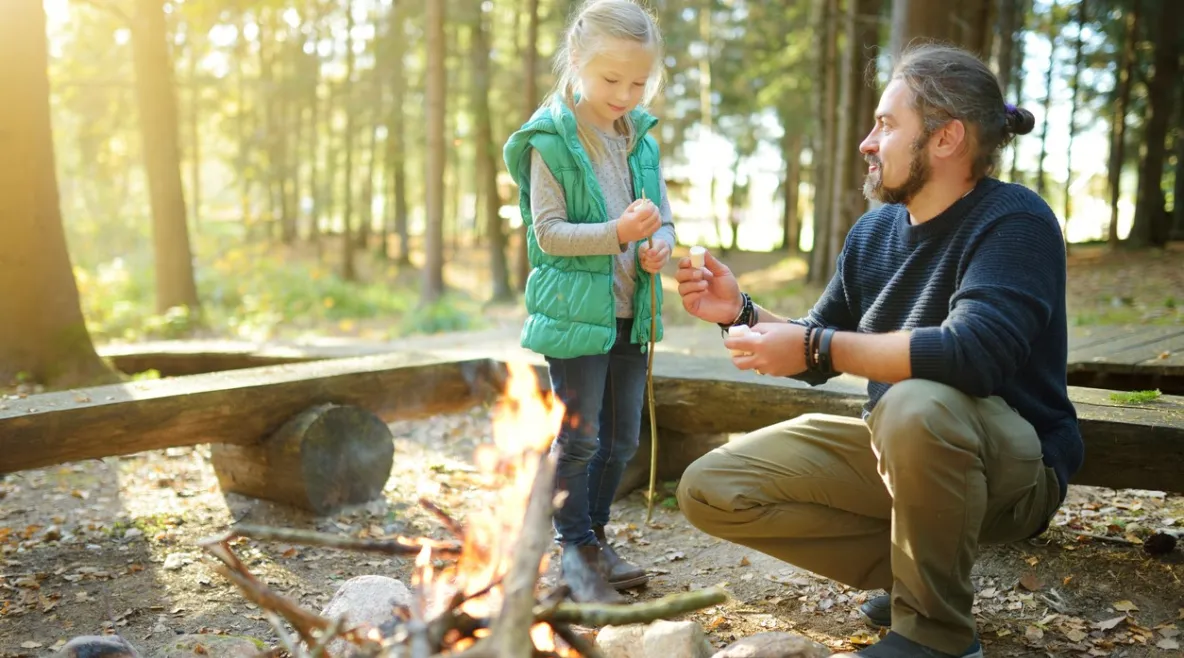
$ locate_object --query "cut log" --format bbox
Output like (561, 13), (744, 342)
(210, 403), (394, 514)
(0, 353), (496, 474)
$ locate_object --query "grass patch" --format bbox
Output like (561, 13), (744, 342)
(1108, 389), (1162, 404)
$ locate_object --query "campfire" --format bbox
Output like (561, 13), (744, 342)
(200, 361), (726, 658)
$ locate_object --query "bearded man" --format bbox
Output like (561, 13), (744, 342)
(672, 43), (1082, 658)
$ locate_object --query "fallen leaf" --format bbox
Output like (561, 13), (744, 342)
(1019, 573), (1043, 591)
(739, 556), (750, 567)
(1156, 638), (1180, 650)
(1096, 616), (1126, 631)
(1024, 625), (1044, 642)
(665, 551), (686, 562)
(1113, 600), (1139, 612)
(20, 641), (42, 649)
(1065, 629), (1088, 642)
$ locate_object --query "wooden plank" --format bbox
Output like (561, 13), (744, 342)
(1067, 326), (1184, 366)
(1067, 325), (1154, 352)
(0, 352), (498, 474)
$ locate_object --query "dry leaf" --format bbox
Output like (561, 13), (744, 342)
(1157, 638), (1180, 650)
(1096, 616), (1126, 631)
(739, 556), (750, 567)
(1112, 600), (1138, 612)
(20, 642), (42, 649)
(1066, 629), (1088, 642)
(1019, 573), (1043, 591)
(1024, 625), (1044, 642)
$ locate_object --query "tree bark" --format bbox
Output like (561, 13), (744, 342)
(472, 3), (514, 302)
(386, 3), (411, 265)
(341, 1), (357, 280)
(1063, 0), (1086, 251)
(1129, 0), (1182, 248)
(187, 31), (202, 230)
(808, 0), (838, 283)
(1108, 0), (1138, 246)
(781, 128), (803, 254)
(995, 0), (1017, 96)
(1035, 12), (1056, 199)
(423, 0), (447, 302)
(0, 1), (116, 389)
(515, 0), (540, 292)
(131, 0), (201, 316)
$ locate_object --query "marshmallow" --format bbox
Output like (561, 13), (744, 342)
(689, 246), (706, 269)
(727, 324), (752, 357)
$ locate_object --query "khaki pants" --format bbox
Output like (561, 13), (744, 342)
(676, 379), (1062, 655)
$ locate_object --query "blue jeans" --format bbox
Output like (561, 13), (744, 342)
(546, 318), (648, 547)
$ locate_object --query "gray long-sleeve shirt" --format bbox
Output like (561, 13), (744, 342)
(529, 125), (676, 318)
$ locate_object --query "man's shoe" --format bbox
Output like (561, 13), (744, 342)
(858, 594), (891, 628)
(593, 526), (649, 590)
(832, 631), (983, 658)
(560, 543), (625, 603)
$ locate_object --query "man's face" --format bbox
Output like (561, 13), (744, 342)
(859, 79), (933, 205)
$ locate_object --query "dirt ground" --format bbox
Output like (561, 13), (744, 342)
(2, 404), (1182, 657)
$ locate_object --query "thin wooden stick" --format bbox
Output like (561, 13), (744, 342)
(222, 524), (464, 558)
(420, 497), (466, 539)
(550, 622), (604, 658)
(538, 586), (728, 626)
(641, 188), (660, 525)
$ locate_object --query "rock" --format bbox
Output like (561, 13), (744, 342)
(597, 621), (714, 658)
(162, 553), (185, 571)
(59, 635), (141, 657)
(153, 635), (266, 658)
(711, 632), (831, 658)
(320, 575), (413, 655)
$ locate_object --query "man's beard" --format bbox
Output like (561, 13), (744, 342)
(863, 141), (932, 205)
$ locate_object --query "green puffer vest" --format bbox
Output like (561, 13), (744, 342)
(502, 96), (665, 359)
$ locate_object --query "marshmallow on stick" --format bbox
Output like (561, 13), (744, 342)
(689, 246), (707, 269)
(727, 324), (753, 357)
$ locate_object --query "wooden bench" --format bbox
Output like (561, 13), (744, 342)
(2, 350), (1181, 513)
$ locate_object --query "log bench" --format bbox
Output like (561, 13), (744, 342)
(2, 350), (1182, 514)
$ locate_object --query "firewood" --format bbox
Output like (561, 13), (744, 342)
(537, 587), (728, 627)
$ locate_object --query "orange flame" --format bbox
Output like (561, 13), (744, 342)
(424, 361), (566, 644)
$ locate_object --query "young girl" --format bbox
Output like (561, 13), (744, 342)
(502, 0), (675, 603)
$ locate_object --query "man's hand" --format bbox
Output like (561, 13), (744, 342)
(640, 238), (671, 273)
(616, 199), (661, 243)
(723, 322), (808, 376)
(674, 248), (743, 324)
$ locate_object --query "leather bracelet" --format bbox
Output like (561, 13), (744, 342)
(817, 327), (836, 374)
(803, 325), (815, 370)
(718, 292), (754, 334)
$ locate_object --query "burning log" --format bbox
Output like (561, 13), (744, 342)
(199, 362), (729, 658)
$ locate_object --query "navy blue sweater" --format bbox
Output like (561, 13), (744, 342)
(798, 178), (1083, 501)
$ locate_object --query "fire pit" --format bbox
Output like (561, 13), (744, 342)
(200, 362), (726, 657)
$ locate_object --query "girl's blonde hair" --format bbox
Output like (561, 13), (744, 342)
(551, 0), (664, 162)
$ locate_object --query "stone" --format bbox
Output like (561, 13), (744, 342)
(597, 621), (714, 658)
(59, 635), (141, 658)
(711, 632), (831, 658)
(153, 635), (265, 658)
(320, 575), (413, 655)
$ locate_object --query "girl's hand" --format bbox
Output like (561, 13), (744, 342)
(640, 239), (671, 273)
(616, 199), (660, 243)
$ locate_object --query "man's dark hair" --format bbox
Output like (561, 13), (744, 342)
(891, 41), (1036, 179)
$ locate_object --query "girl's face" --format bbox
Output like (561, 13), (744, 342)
(574, 38), (655, 131)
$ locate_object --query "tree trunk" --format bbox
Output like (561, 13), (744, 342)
(423, 0), (447, 302)
(386, 3), (410, 265)
(1008, 0), (1028, 183)
(0, 2), (116, 389)
(1035, 14), (1056, 199)
(131, 0), (201, 316)
(890, 0), (992, 57)
(1129, 0), (1182, 248)
(307, 10), (322, 243)
(995, 0), (1017, 96)
(1174, 85), (1184, 239)
(781, 128), (803, 254)
(1063, 0), (1086, 251)
(472, 3), (514, 302)
(515, 0), (540, 292)
(341, 1), (357, 280)
(1108, 0), (1138, 246)
(235, 13), (252, 231)
(187, 32), (202, 230)
(809, 0), (839, 283)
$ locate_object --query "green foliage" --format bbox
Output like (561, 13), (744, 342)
(1108, 389), (1162, 404)
(73, 227), (486, 343)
